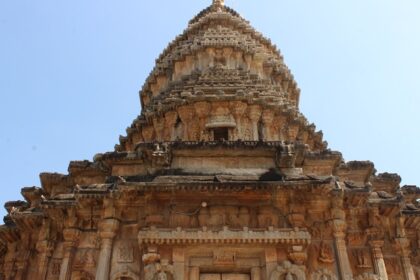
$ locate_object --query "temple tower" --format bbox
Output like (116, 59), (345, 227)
(0, 2), (419, 280)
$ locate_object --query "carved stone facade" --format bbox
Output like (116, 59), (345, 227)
(1, 1), (419, 280)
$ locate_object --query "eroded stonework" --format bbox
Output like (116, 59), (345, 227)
(1, 1), (419, 280)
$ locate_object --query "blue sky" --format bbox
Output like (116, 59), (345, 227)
(0, 0), (419, 219)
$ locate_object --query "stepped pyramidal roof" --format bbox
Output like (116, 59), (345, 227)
(0, 1), (419, 280)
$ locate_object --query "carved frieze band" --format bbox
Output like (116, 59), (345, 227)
(138, 227), (311, 245)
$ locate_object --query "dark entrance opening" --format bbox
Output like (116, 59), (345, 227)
(213, 127), (229, 141)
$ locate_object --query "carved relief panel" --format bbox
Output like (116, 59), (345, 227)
(198, 206), (251, 228)
(269, 261), (306, 280)
(157, 203), (291, 230)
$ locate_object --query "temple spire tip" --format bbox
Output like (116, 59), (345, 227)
(212, 0), (225, 8)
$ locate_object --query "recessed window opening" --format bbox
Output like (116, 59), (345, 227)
(213, 127), (229, 141)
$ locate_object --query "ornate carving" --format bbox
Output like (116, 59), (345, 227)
(111, 268), (139, 280)
(142, 249), (173, 280)
(198, 206), (250, 228)
(353, 249), (371, 268)
(311, 268), (338, 280)
(384, 258), (401, 275)
(50, 259), (61, 277)
(73, 249), (96, 269)
(318, 242), (334, 264)
(117, 244), (134, 263)
(258, 206), (279, 228)
(270, 261), (306, 280)
(353, 273), (380, 280)
(152, 143), (172, 167)
(213, 249), (236, 266)
(138, 227), (311, 246)
(72, 271), (94, 280)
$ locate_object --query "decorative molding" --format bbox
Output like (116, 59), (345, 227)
(311, 268), (338, 280)
(138, 227), (311, 245)
(270, 261), (306, 280)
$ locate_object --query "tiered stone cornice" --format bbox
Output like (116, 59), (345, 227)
(138, 227), (311, 245)
(140, 5), (298, 113)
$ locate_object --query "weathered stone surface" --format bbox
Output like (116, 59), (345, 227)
(1, 1), (418, 279)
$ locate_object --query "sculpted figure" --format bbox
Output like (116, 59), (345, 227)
(354, 250), (370, 268)
(157, 271), (168, 280)
(318, 242), (334, 263)
(286, 272), (295, 280)
(311, 268), (337, 280)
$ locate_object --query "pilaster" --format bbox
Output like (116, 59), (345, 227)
(165, 111), (179, 141)
(230, 101), (247, 140)
(264, 247), (277, 279)
(95, 218), (120, 280)
(251, 266), (262, 280)
(369, 240), (388, 280)
(248, 105), (262, 141)
(36, 240), (55, 280)
(177, 106), (195, 140)
(59, 228), (80, 280)
(331, 196), (353, 280)
(261, 110), (274, 141)
(189, 266), (199, 280)
(173, 247), (185, 280)
(396, 237), (416, 280)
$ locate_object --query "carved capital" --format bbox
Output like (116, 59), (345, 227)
(331, 219), (347, 236)
(230, 101), (248, 118)
(262, 110), (275, 124)
(247, 105), (262, 121)
(98, 218), (120, 239)
(177, 106), (195, 122)
(194, 102), (211, 118)
(395, 237), (411, 257)
(62, 228), (81, 243)
(165, 111), (178, 126)
(35, 240), (55, 256)
(142, 126), (155, 142)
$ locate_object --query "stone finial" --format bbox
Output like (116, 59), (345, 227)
(212, 0), (225, 8)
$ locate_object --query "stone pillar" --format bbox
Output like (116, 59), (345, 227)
(369, 240), (388, 280)
(248, 105), (262, 141)
(178, 106), (195, 141)
(165, 111), (178, 141)
(264, 248), (277, 279)
(332, 223), (353, 280)
(95, 218), (120, 280)
(251, 267), (261, 280)
(331, 195), (353, 280)
(189, 266), (200, 280)
(153, 117), (165, 142)
(194, 102), (211, 141)
(59, 228), (80, 280)
(230, 101), (247, 140)
(173, 248), (185, 280)
(261, 110), (274, 141)
(396, 237), (416, 280)
(36, 240), (54, 280)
